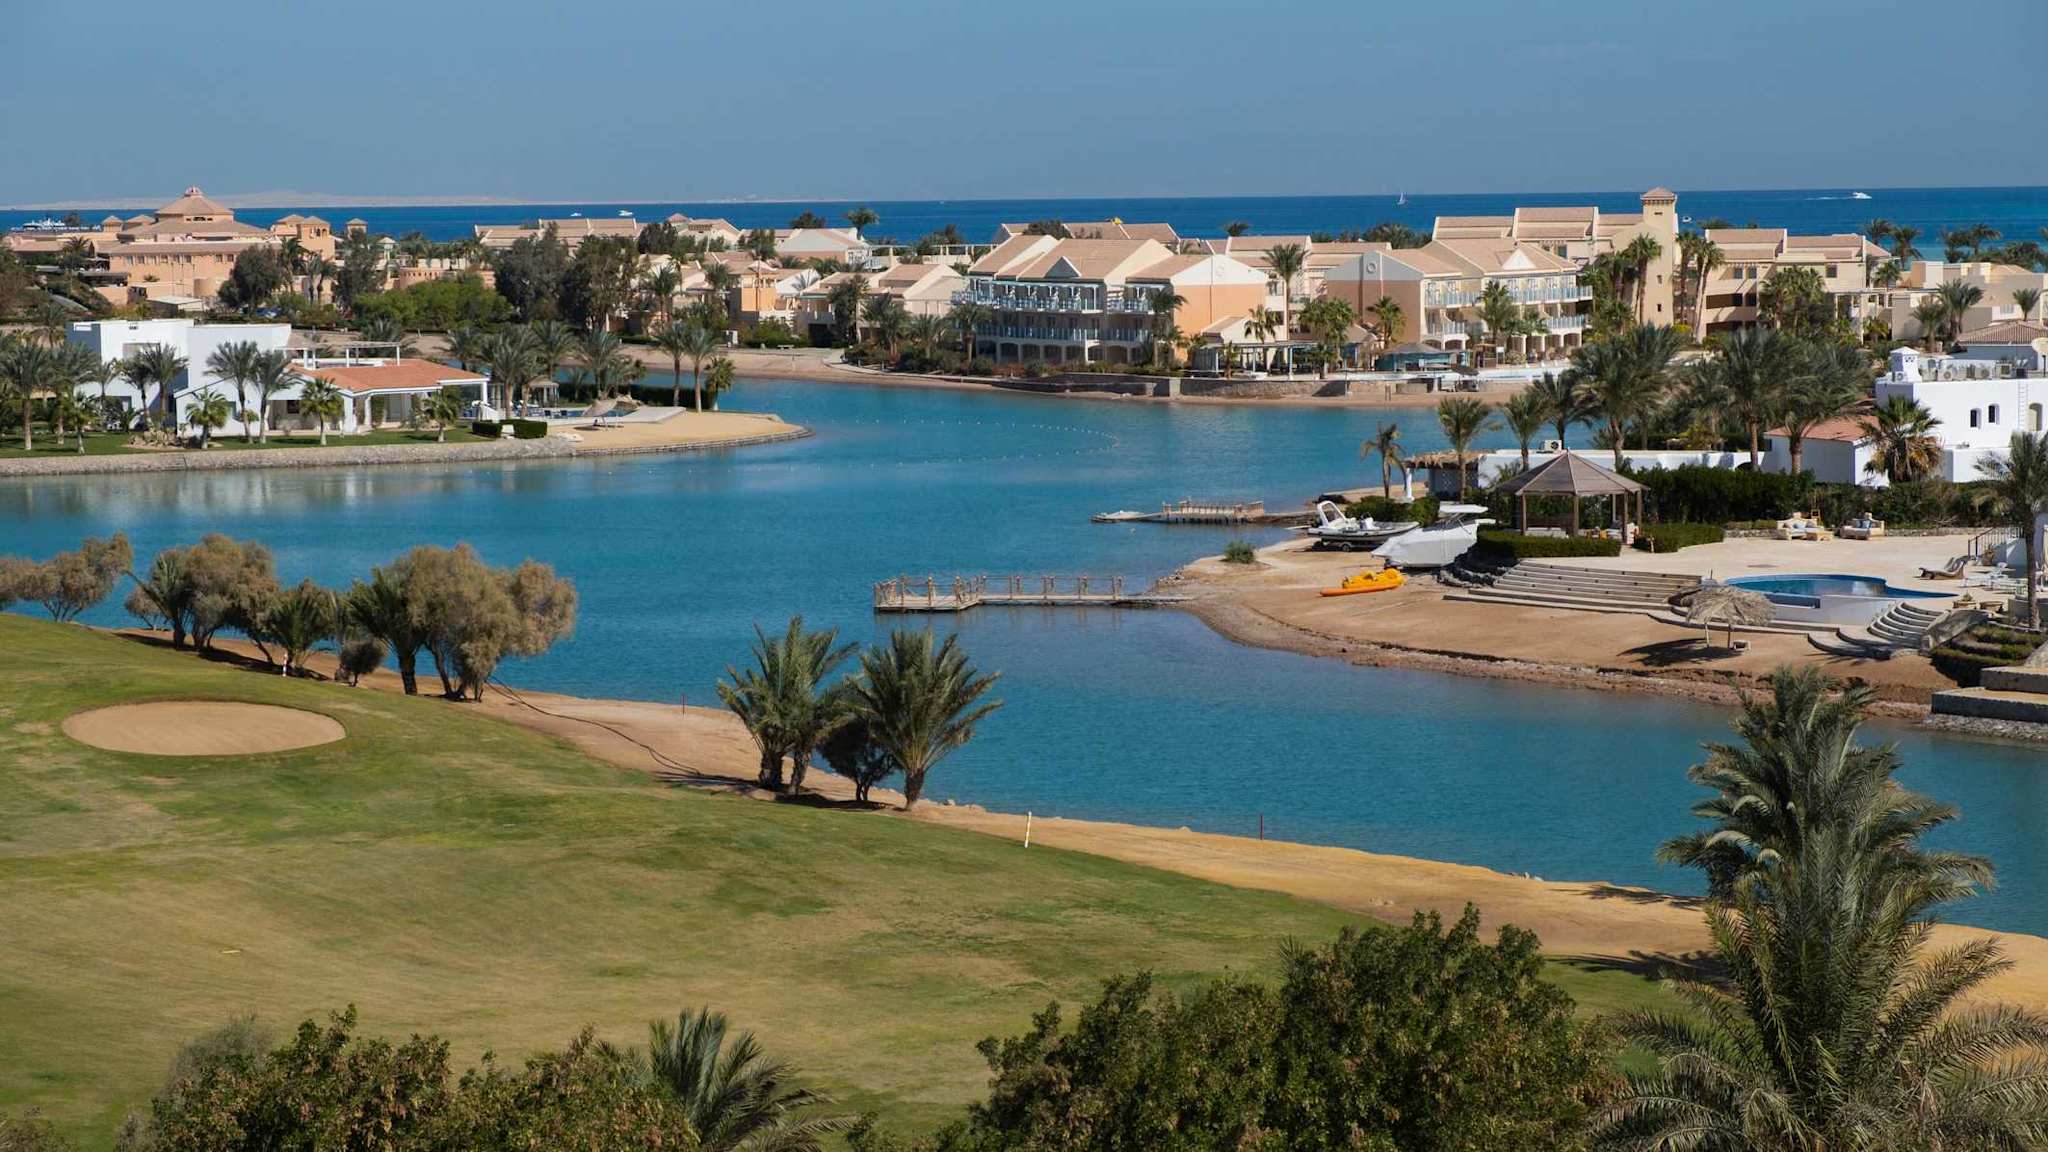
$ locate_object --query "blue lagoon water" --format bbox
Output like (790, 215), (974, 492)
(5, 380), (2047, 932)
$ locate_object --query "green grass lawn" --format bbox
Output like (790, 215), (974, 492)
(0, 615), (1666, 1145)
(0, 429), (489, 459)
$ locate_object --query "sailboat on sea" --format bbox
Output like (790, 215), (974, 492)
(1396, 192), (1408, 206)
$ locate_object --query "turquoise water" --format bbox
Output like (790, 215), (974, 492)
(5, 379), (2046, 933)
(1729, 574), (1953, 600)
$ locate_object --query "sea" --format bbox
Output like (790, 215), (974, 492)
(6, 378), (2048, 936)
(6, 185), (2045, 248)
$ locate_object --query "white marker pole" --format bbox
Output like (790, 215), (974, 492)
(1024, 812), (1032, 848)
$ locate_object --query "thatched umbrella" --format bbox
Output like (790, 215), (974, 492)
(1687, 585), (1775, 647)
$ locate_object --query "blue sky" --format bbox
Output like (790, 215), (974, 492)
(6, 0), (2044, 204)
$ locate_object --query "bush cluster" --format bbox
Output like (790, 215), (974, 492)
(471, 419), (504, 439)
(1633, 465), (1807, 524)
(0, 535), (131, 622)
(1474, 530), (1621, 559)
(1222, 540), (1257, 564)
(1633, 522), (1726, 553)
(509, 418), (548, 439)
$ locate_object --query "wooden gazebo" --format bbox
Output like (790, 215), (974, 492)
(1495, 451), (1644, 535)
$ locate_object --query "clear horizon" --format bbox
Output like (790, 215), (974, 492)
(8, 0), (2045, 205)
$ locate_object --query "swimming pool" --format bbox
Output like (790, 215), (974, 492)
(1726, 574), (1951, 601)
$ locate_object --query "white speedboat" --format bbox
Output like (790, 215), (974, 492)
(1300, 500), (1418, 551)
(1371, 503), (1495, 569)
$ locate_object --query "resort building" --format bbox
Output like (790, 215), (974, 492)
(31, 188), (341, 308)
(959, 235), (1265, 364)
(64, 318), (291, 425)
(1878, 260), (2048, 346)
(1432, 188), (1679, 324)
(1851, 342), (2048, 483)
(1195, 235), (1385, 321)
(285, 347), (490, 435)
(1321, 240), (1593, 361)
(661, 214), (744, 247)
(794, 262), (965, 343)
(994, 220), (1182, 246)
(772, 227), (872, 267)
(472, 215), (641, 251)
(1695, 228), (1886, 338)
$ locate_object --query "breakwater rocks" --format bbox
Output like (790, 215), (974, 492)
(0, 427), (811, 478)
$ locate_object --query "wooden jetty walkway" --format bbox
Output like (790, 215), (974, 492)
(873, 574), (1185, 613)
(1093, 499), (1271, 525)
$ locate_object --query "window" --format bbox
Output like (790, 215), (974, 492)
(1990, 404), (2001, 424)
(1825, 264), (1839, 278)
(1970, 408), (1981, 428)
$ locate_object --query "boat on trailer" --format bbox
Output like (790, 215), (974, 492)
(1299, 500), (1418, 550)
(1371, 503), (1495, 569)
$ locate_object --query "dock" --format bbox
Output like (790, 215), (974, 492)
(1092, 499), (1307, 526)
(873, 574), (1184, 613)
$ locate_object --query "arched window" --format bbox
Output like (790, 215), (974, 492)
(1990, 404), (2002, 424)
(2030, 403), (2043, 432)
(1970, 409), (1981, 428)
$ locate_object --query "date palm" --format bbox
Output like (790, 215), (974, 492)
(1266, 242), (1307, 341)
(187, 388), (231, 448)
(1359, 421), (1404, 497)
(445, 323), (487, 372)
(1476, 280), (1521, 366)
(1779, 342), (1871, 477)
(1569, 325), (1681, 468)
(89, 354), (125, 431)
(681, 323), (720, 411)
(1860, 394), (1942, 484)
(481, 326), (539, 415)
(948, 300), (992, 365)
(651, 321), (695, 407)
(1435, 396), (1497, 501)
(1689, 236), (1723, 335)
(2017, 286), (2042, 324)
(204, 340), (265, 443)
(1690, 326), (1798, 467)
(528, 319), (577, 411)
(1147, 287), (1185, 366)
(299, 376), (344, 445)
(1, 336), (52, 451)
(1981, 430), (2048, 626)
(1368, 295), (1404, 354)
(844, 629), (1001, 810)
(1620, 233), (1663, 318)
(250, 349), (293, 442)
(646, 1007), (854, 1152)
(423, 384), (466, 442)
(716, 616), (855, 792)
(1912, 298), (1949, 352)
(842, 205), (878, 241)
(906, 313), (946, 359)
(1935, 279), (1983, 345)
(1531, 369), (1593, 450)
(1599, 669), (2045, 1152)
(1889, 224), (1921, 264)
(1501, 388), (1548, 469)
(124, 342), (188, 433)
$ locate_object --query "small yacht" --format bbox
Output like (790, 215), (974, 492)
(1300, 500), (1418, 550)
(1371, 502), (1495, 569)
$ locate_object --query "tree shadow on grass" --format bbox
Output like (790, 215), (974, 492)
(1577, 883), (1707, 912)
(1559, 949), (1723, 984)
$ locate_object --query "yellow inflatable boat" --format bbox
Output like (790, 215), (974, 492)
(1318, 568), (1406, 597)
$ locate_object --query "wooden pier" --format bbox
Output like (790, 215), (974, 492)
(873, 574), (1182, 613)
(1092, 499), (1271, 525)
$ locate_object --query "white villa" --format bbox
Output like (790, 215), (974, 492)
(64, 319), (487, 437)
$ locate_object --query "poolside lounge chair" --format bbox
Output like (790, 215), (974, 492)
(1774, 513), (1833, 541)
(1920, 555), (1969, 580)
(1840, 515), (1885, 540)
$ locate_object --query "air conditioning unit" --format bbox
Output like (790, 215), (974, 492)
(1540, 439), (1565, 453)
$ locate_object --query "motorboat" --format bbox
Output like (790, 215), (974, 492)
(1371, 503), (1495, 569)
(1299, 500), (1418, 551)
(1319, 568), (1406, 597)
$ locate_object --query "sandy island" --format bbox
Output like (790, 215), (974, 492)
(141, 628), (2048, 1010)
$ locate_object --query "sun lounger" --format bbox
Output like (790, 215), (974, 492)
(1921, 556), (1969, 580)
(1840, 516), (1885, 540)
(1774, 514), (1832, 541)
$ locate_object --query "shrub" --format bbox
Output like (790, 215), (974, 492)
(509, 419), (548, 440)
(1022, 360), (1052, 379)
(1633, 522), (1725, 553)
(337, 636), (387, 686)
(1635, 464), (1806, 524)
(1345, 495), (1437, 527)
(1222, 540), (1257, 564)
(1474, 530), (1621, 560)
(471, 419), (504, 439)
(744, 318), (800, 348)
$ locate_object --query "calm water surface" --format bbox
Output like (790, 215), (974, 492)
(5, 380), (2044, 932)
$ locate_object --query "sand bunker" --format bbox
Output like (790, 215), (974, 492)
(62, 701), (346, 756)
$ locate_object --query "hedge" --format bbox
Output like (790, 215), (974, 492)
(1345, 494), (1438, 527)
(472, 420), (504, 439)
(1634, 464), (1806, 524)
(1633, 522), (1726, 553)
(510, 419), (549, 440)
(1474, 530), (1621, 560)
(1930, 623), (2042, 686)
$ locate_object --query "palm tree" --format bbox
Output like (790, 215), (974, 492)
(1936, 279), (1984, 345)
(424, 385), (466, 442)
(1689, 237), (1724, 336)
(1362, 421), (1404, 497)
(825, 275), (867, 346)
(646, 1008), (854, 1152)
(1501, 389), (1548, 469)
(204, 340), (265, 443)
(1912, 297), (1949, 352)
(1435, 396), (1497, 501)
(2017, 286), (2042, 324)
(1981, 430), (2048, 626)
(1223, 220), (1251, 237)
(651, 321), (695, 408)
(906, 313), (946, 360)
(1, 337), (50, 451)
(845, 630), (1001, 810)
(528, 319), (577, 411)
(682, 323), (719, 411)
(948, 300), (992, 366)
(1266, 243), (1307, 343)
(1532, 370), (1593, 450)
(1570, 325), (1681, 468)
(1599, 669), (2044, 1151)
(1147, 287), (1185, 367)
(299, 376), (344, 446)
(1475, 280), (1520, 366)
(187, 389), (231, 448)
(250, 349), (293, 443)
(445, 323), (488, 373)
(1368, 295), (1405, 357)
(481, 327), (539, 415)
(1860, 394), (1943, 483)
(124, 342), (188, 434)
(1779, 342), (1871, 477)
(862, 295), (910, 355)
(1691, 326), (1797, 467)
(843, 205), (878, 241)
(89, 354), (125, 432)
(1620, 233), (1663, 319)
(716, 616), (856, 792)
